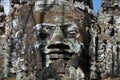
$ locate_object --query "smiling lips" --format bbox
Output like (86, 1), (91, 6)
(45, 48), (74, 54)
(45, 49), (74, 59)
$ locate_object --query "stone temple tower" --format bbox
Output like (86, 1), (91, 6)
(0, 3), (8, 79)
(1, 0), (120, 80)
(97, 0), (120, 79)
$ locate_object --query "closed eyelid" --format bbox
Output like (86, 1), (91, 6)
(41, 26), (55, 31)
(67, 27), (77, 32)
(68, 31), (76, 35)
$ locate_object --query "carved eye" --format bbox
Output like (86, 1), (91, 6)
(39, 30), (49, 40)
(44, 26), (54, 32)
(69, 30), (76, 35)
(39, 26), (54, 39)
(67, 30), (77, 37)
(66, 25), (78, 38)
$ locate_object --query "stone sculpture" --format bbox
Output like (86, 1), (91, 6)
(6, 0), (95, 80)
(32, 1), (94, 79)
(1, 0), (120, 80)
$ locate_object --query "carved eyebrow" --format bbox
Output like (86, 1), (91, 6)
(42, 23), (56, 26)
(60, 24), (71, 27)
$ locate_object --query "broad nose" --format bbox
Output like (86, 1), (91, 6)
(47, 27), (70, 49)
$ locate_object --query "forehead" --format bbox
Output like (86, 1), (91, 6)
(33, 1), (85, 25)
(34, 10), (85, 25)
(19, 1), (91, 29)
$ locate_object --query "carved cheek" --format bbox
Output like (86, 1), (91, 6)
(67, 38), (79, 51)
(76, 33), (83, 43)
(67, 54), (80, 68)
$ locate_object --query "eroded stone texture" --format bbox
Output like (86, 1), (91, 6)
(4, 0), (96, 80)
(1, 0), (120, 80)
(97, 0), (120, 79)
(0, 4), (8, 79)
(0, 4), (5, 35)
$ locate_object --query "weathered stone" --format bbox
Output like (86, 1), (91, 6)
(97, 0), (120, 79)
(0, 0), (120, 80)
(4, 0), (95, 80)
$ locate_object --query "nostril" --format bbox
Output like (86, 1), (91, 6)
(47, 42), (70, 49)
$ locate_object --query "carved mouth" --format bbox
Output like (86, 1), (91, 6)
(45, 49), (74, 54)
(47, 43), (70, 49)
(44, 49), (74, 59)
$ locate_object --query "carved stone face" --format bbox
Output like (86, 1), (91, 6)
(32, 1), (90, 79)
(12, 0), (92, 79)
(41, 22), (82, 56)
(34, 21), (85, 79)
